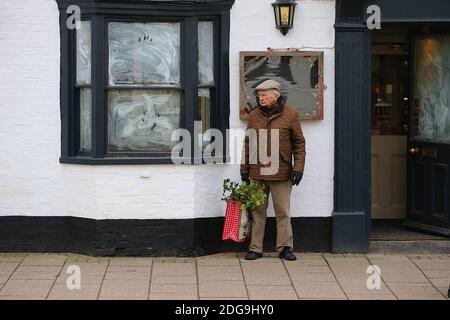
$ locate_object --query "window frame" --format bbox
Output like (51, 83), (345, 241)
(57, 0), (233, 165)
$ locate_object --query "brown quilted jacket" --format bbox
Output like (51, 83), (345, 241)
(240, 105), (306, 181)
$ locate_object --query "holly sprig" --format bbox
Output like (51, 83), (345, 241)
(222, 179), (268, 211)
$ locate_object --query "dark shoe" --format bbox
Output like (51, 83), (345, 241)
(279, 246), (296, 261)
(245, 251), (263, 260)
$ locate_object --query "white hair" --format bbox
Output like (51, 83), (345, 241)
(258, 89), (280, 98)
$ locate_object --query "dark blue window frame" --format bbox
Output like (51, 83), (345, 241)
(56, 0), (234, 164)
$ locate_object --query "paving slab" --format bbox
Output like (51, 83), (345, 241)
(247, 285), (297, 300)
(293, 281), (347, 299)
(0, 253), (447, 300)
(198, 265), (244, 281)
(20, 255), (67, 266)
(199, 280), (247, 299)
(0, 279), (54, 298)
(10, 265), (62, 280)
(387, 282), (446, 300)
(47, 284), (101, 300)
(98, 279), (149, 300)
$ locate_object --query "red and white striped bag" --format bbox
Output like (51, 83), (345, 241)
(222, 200), (251, 243)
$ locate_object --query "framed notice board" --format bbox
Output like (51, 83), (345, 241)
(239, 50), (324, 120)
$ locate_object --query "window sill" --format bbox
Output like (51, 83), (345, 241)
(59, 156), (231, 165)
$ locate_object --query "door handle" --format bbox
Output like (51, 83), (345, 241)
(409, 147), (419, 155)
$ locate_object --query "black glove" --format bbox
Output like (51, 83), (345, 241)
(241, 174), (250, 184)
(291, 171), (303, 186)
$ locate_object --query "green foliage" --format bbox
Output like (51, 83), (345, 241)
(222, 179), (268, 211)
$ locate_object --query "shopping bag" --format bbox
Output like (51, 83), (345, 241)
(238, 206), (252, 241)
(222, 200), (251, 243)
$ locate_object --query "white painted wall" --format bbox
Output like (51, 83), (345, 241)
(0, 0), (335, 220)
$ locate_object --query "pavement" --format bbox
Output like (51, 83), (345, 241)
(0, 252), (449, 300)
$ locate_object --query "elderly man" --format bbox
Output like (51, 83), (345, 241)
(240, 79), (306, 261)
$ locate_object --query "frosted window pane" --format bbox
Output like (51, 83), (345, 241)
(108, 90), (181, 152)
(198, 88), (212, 147)
(109, 22), (180, 86)
(76, 21), (91, 85)
(198, 88), (211, 133)
(414, 35), (450, 142)
(80, 88), (91, 152)
(198, 21), (214, 85)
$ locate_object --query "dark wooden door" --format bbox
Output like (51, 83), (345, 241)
(406, 33), (450, 236)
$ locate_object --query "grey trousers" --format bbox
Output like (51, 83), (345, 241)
(249, 179), (293, 253)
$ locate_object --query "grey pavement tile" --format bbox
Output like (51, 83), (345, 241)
(199, 280), (247, 298)
(107, 258), (153, 266)
(0, 254), (26, 263)
(197, 254), (240, 266)
(241, 262), (292, 286)
(21, 255), (68, 266)
(149, 293), (198, 300)
(197, 259), (241, 267)
(295, 253), (326, 259)
(428, 278), (450, 299)
(198, 266), (244, 281)
(0, 279), (54, 297)
(241, 262), (287, 272)
(387, 282), (446, 300)
(426, 254), (450, 260)
(152, 275), (197, 285)
(324, 256), (369, 263)
(152, 262), (196, 276)
(106, 265), (152, 272)
(411, 260), (450, 271)
(328, 262), (371, 279)
(64, 254), (101, 263)
(247, 285), (298, 300)
(366, 254), (409, 261)
(47, 284), (101, 300)
(55, 274), (104, 285)
(0, 263), (20, 274)
(151, 258), (195, 263)
(285, 265), (334, 274)
(200, 297), (249, 300)
(10, 265), (62, 280)
(421, 270), (450, 279)
(105, 271), (151, 280)
(294, 281), (347, 299)
(242, 273), (292, 286)
(337, 278), (394, 296)
(287, 271), (337, 283)
(407, 254), (431, 260)
(98, 279), (149, 300)
(105, 265), (152, 280)
(61, 263), (108, 276)
(240, 257), (283, 264)
(347, 294), (397, 300)
(150, 284), (197, 294)
(373, 264), (429, 283)
(283, 258), (328, 266)
(0, 295), (47, 300)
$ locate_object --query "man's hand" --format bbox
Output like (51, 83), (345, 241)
(291, 171), (303, 186)
(241, 174), (250, 184)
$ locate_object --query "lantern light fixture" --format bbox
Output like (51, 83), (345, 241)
(272, 0), (297, 36)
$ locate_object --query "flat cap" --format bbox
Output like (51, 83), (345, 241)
(254, 79), (281, 92)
